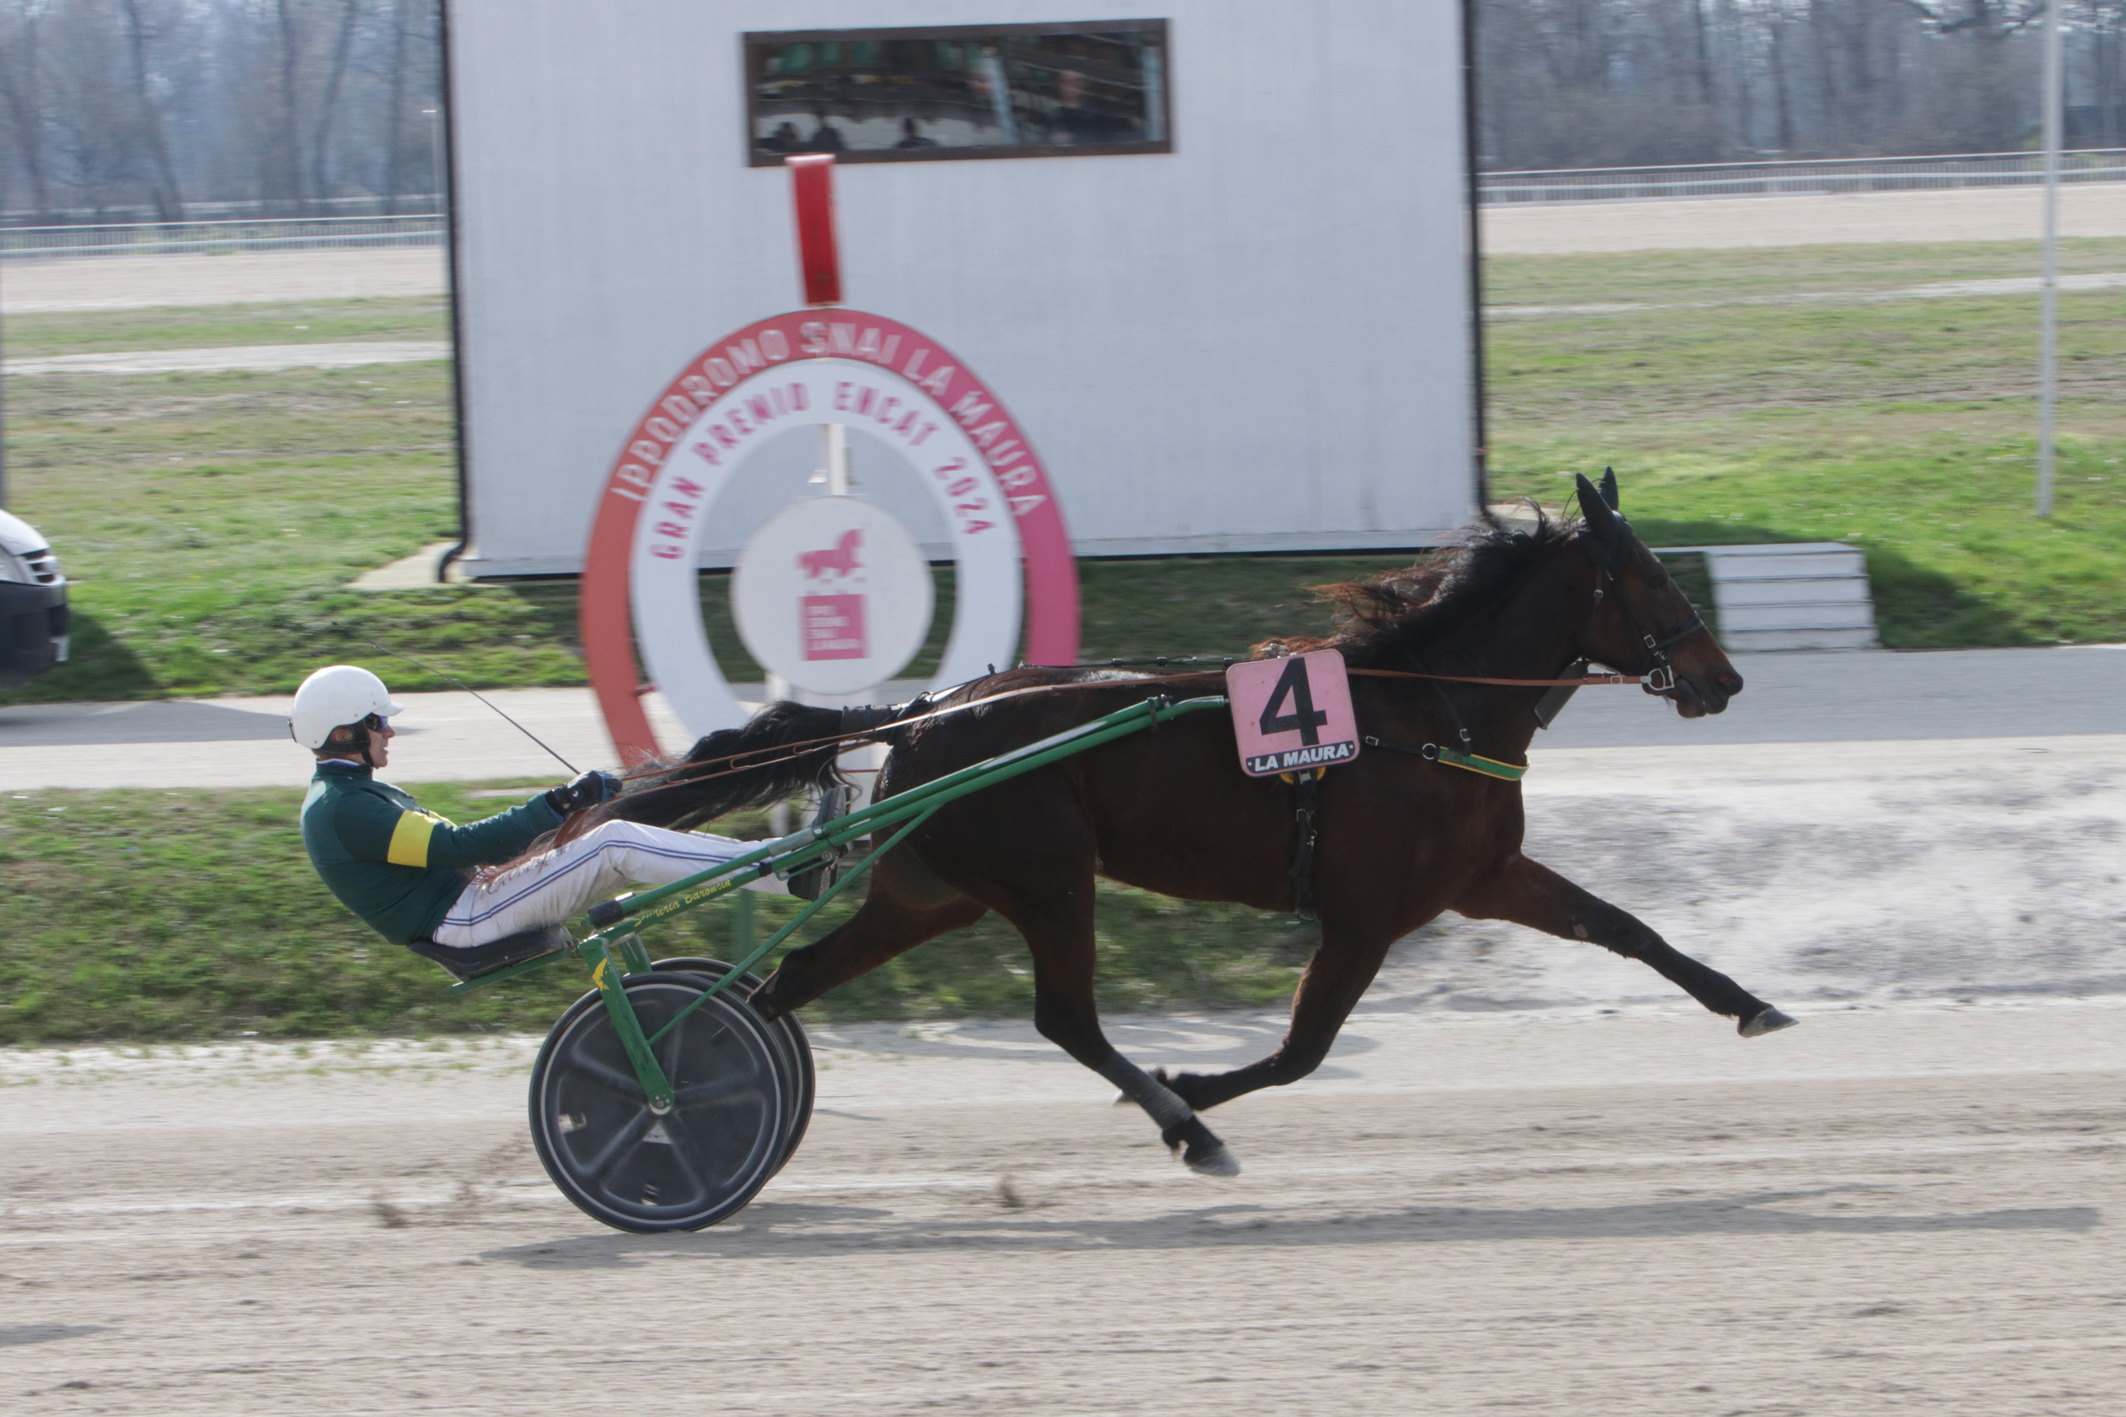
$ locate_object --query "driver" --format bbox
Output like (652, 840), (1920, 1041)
(292, 664), (780, 966)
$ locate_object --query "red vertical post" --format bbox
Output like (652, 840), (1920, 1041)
(787, 153), (842, 306)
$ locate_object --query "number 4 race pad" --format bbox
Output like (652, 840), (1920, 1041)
(1225, 650), (1361, 777)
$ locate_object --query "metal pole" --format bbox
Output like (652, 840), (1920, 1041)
(2037, 0), (2063, 518)
(0, 264), (8, 508)
(423, 106), (447, 285)
(823, 422), (849, 497)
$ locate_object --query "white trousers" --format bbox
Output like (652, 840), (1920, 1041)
(430, 819), (782, 948)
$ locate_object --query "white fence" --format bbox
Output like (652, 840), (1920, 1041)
(9, 151), (2124, 255)
(1480, 149), (2126, 204)
(0, 214), (443, 259)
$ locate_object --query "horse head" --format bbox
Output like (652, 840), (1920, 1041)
(1573, 471), (1743, 718)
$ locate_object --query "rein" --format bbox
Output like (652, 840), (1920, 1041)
(630, 563), (1707, 796)
(625, 671), (1224, 789)
(628, 658), (1669, 795)
(1349, 666), (1644, 688)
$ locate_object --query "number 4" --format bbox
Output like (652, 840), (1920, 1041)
(1258, 657), (1328, 746)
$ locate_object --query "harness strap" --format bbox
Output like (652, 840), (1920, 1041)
(1361, 734), (1529, 782)
(644, 660), (1647, 791)
(1349, 667), (1639, 688)
(1279, 769), (1325, 921)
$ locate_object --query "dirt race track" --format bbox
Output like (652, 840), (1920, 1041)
(4, 1002), (2122, 1416)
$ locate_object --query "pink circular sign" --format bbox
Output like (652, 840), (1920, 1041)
(581, 310), (1080, 762)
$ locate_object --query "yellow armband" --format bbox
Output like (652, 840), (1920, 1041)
(386, 810), (442, 867)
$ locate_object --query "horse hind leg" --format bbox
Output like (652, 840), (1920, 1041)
(751, 877), (988, 1020)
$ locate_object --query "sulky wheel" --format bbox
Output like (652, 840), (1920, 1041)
(653, 958), (815, 1176)
(529, 971), (786, 1233)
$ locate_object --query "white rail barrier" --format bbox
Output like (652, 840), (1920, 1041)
(1, 214), (443, 259)
(1480, 150), (2126, 205)
(10, 150), (2125, 254)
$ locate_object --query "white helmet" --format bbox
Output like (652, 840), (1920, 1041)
(291, 664), (404, 751)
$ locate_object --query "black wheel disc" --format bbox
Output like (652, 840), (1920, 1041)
(529, 971), (784, 1233)
(652, 958), (815, 1175)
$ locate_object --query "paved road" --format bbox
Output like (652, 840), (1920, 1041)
(2, 1001), (2120, 1415)
(2, 340), (449, 376)
(17, 265), (2122, 379)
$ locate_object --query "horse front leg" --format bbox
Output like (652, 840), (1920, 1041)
(1457, 853), (1797, 1037)
(984, 883), (1240, 1177)
(1159, 921), (1403, 1113)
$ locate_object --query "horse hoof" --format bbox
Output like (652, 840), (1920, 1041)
(1162, 1116), (1239, 1176)
(1740, 1007), (1799, 1038)
(1185, 1141), (1241, 1177)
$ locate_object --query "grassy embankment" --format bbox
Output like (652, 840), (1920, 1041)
(2, 240), (2121, 1042)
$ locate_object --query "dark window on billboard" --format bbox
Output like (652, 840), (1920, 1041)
(743, 20), (1170, 166)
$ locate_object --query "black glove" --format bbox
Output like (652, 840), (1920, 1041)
(545, 770), (622, 816)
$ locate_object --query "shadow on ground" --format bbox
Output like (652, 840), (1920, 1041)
(0, 610), (155, 705)
(481, 1188), (2098, 1267)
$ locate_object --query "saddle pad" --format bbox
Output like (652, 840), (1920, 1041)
(1226, 649), (1361, 777)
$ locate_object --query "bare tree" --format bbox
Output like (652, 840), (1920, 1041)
(0, 0), (2108, 215)
(307, 0), (360, 200)
(118, 0), (184, 219)
(0, 1), (55, 218)
(380, 0), (412, 211)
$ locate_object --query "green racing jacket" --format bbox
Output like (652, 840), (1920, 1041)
(300, 759), (561, 944)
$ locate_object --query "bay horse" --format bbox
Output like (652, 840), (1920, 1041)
(589, 472), (1795, 1177)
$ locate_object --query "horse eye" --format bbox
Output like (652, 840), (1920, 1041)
(1645, 564), (1669, 589)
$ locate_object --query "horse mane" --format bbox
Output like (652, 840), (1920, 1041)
(1254, 506), (1580, 669)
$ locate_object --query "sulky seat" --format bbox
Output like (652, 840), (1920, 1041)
(405, 924), (573, 982)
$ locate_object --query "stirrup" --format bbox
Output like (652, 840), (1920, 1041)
(788, 785), (854, 901)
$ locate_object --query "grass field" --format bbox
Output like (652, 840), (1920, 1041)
(1484, 239), (2126, 647)
(1, 237), (2119, 706)
(0, 783), (1314, 1045)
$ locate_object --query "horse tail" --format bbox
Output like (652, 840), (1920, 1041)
(575, 700), (851, 837)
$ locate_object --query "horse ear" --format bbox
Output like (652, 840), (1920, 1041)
(1599, 466), (1620, 511)
(1575, 473), (1620, 543)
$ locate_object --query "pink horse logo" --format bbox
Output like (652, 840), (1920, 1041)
(798, 528), (863, 579)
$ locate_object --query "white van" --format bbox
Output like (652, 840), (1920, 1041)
(0, 507), (69, 691)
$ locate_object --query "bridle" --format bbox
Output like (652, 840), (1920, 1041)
(1597, 567), (1704, 694)
(1588, 539), (1705, 695)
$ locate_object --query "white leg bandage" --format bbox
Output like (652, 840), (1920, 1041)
(430, 820), (782, 948)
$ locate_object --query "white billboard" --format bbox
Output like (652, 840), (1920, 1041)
(443, 0), (1478, 577)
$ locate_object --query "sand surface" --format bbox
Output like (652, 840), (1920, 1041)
(3, 1001), (2121, 1415)
(4, 186), (2123, 321)
(1484, 183), (2126, 253)
(0, 248), (447, 313)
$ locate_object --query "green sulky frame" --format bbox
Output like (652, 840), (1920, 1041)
(450, 693), (1229, 1114)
